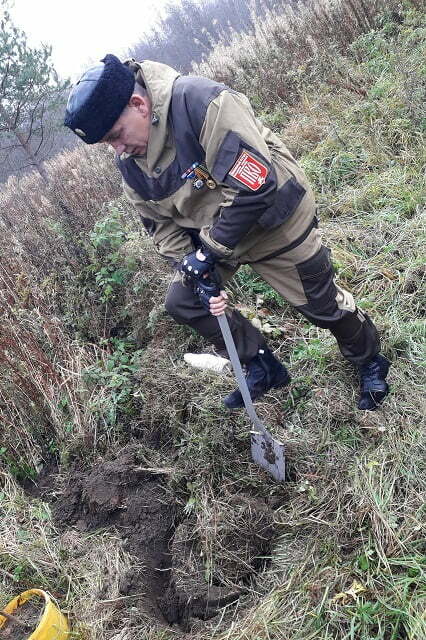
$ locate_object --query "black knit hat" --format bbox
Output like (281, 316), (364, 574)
(64, 54), (135, 144)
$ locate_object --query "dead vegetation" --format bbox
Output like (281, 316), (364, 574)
(0, 1), (425, 639)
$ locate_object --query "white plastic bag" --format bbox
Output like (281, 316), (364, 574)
(184, 353), (231, 373)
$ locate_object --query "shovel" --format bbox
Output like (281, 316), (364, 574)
(196, 276), (286, 482)
(217, 313), (286, 482)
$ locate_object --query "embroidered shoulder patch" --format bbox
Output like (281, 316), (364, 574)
(228, 150), (268, 191)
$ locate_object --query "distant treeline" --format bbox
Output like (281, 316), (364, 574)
(0, 0), (287, 184)
(128, 0), (294, 72)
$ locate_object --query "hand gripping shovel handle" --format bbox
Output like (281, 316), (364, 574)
(198, 275), (286, 482)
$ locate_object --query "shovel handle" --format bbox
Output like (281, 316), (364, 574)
(216, 313), (268, 436)
(217, 312), (286, 483)
(196, 276), (267, 435)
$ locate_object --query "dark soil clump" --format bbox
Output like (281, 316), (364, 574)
(53, 446), (177, 622)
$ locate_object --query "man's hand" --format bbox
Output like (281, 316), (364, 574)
(209, 290), (228, 316)
(181, 247), (227, 314)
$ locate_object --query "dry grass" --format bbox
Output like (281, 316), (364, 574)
(0, 146), (120, 278)
(0, 2), (425, 639)
(194, 0), (412, 108)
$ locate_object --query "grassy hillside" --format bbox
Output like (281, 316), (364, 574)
(0, 2), (425, 639)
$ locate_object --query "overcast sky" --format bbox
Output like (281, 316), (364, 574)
(9, 0), (171, 80)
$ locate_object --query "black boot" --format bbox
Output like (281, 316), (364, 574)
(358, 354), (390, 410)
(224, 346), (290, 409)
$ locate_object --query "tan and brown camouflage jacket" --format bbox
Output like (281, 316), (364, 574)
(117, 60), (316, 266)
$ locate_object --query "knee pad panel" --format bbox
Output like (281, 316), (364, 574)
(296, 246), (337, 314)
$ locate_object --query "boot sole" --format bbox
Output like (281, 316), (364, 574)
(272, 372), (291, 389)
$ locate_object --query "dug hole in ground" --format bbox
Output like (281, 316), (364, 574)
(29, 440), (278, 635)
(1, 3), (425, 638)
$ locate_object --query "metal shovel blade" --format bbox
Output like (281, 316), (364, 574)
(217, 313), (286, 482)
(250, 429), (286, 483)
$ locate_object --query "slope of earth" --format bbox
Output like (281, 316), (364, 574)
(0, 5), (425, 640)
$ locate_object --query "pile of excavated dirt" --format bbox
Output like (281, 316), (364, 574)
(49, 445), (276, 632)
(53, 447), (177, 623)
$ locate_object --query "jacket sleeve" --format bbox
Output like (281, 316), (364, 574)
(198, 90), (278, 258)
(123, 181), (194, 266)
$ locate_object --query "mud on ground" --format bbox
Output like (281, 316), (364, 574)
(51, 445), (276, 633)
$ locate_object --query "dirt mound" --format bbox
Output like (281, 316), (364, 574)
(54, 447), (176, 622)
(52, 446), (276, 631)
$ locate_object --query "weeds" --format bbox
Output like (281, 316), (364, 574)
(82, 337), (144, 430)
(0, 2), (425, 639)
(88, 206), (138, 303)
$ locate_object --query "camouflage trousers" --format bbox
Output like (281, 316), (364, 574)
(165, 219), (380, 366)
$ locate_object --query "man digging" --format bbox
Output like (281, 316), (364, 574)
(64, 55), (390, 411)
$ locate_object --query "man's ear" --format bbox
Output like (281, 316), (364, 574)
(129, 94), (148, 114)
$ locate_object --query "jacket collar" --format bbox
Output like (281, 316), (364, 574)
(124, 60), (180, 173)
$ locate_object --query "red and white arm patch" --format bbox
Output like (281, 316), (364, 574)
(228, 150), (268, 191)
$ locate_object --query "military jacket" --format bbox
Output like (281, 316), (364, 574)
(117, 60), (316, 265)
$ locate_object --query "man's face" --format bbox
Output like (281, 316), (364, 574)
(101, 95), (151, 156)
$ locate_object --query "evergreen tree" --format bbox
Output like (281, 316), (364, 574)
(0, 2), (69, 181)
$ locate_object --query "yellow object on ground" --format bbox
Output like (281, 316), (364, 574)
(0, 588), (69, 639)
(332, 580), (368, 605)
